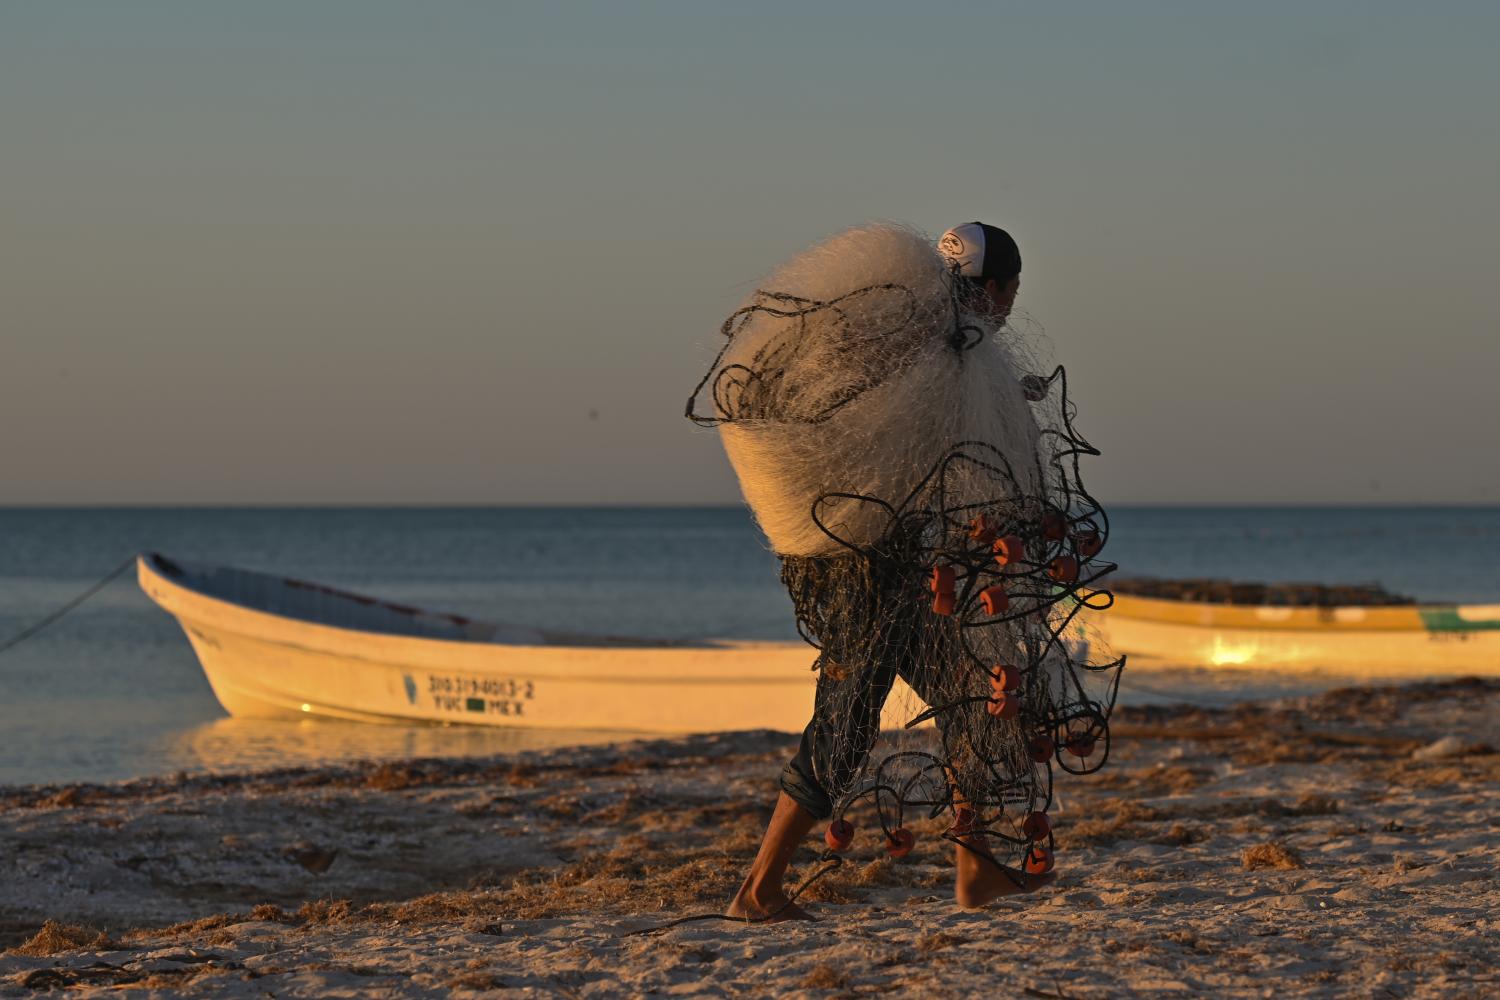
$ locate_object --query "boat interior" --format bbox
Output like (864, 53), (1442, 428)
(1108, 576), (1417, 607)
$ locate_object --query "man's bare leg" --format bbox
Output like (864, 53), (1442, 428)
(726, 790), (821, 921)
(954, 832), (1056, 907)
(947, 778), (1056, 907)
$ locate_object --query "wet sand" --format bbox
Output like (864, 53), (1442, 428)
(2, 679), (1496, 998)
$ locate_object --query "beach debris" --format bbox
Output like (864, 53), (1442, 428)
(915, 931), (964, 953)
(462, 918), (506, 936)
(282, 841), (339, 874)
(366, 763), (423, 790)
(9, 920), (109, 956)
(801, 965), (850, 990)
(296, 899), (353, 924)
(1155, 822), (1208, 846)
(1242, 841), (1306, 870)
(39, 787), (84, 809)
(1411, 735), (1467, 760)
(14, 964), (207, 992)
(21, 968), (74, 989)
(248, 903), (292, 923)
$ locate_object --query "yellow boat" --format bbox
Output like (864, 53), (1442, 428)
(1091, 580), (1500, 677)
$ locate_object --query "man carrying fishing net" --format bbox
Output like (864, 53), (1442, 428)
(686, 221), (1124, 921)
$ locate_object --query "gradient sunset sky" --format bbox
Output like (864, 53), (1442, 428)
(3, 2), (1496, 504)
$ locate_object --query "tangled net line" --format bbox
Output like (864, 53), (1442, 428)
(686, 279), (984, 428)
(802, 418), (1123, 882)
(688, 253), (1124, 885)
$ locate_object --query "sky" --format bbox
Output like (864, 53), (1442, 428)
(2, 2), (1497, 505)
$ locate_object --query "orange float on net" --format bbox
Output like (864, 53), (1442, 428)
(950, 806), (978, 836)
(1048, 555), (1079, 584)
(968, 515), (997, 546)
(1065, 735), (1097, 759)
(1021, 811), (1051, 841)
(932, 591), (956, 616)
(1041, 510), (1068, 542)
(1072, 530), (1103, 559)
(979, 585), (1010, 615)
(1029, 735), (1055, 763)
(930, 565), (956, 594)
(885, 827), (915, 858)
(989, 663), (1021, 693)
(992, 534), (1026, 567)
(825, 819), (854, 852)
(986, 693), (1020, 721)
(1024, 845), (1055, 875)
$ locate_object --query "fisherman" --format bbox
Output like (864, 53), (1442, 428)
(722, 222), (1057, 921)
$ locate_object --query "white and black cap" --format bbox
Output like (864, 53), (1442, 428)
(937, 222), (1022, 283)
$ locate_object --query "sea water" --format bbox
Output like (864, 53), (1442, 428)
(1, 506), (1496, 786)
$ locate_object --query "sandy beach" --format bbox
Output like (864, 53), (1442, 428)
(2, 678), (1496, 998)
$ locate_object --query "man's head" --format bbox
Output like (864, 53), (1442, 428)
(938, 221), (1021, 320)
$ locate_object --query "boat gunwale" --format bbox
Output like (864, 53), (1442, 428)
(136, 553), (805, 665)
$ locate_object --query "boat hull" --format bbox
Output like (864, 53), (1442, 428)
(1092, 593), (1500, 676)
(139, 555), (925, 733)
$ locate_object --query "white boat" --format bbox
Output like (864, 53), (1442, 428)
(1089, 582), (1500, 677)
(138, 553), (923, 733)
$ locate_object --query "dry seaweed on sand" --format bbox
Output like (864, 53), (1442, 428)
(0, 681), (1494, 998)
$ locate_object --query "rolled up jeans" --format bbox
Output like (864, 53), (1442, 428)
(777, 552), (950, 819)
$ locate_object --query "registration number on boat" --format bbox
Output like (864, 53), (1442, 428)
(423, 673), (535, 717)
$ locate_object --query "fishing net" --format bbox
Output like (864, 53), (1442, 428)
(686, 223), (1124, 880)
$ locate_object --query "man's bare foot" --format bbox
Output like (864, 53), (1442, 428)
(954, 843), (1056, 908)
(724, 793), (823, 922)
(955, 863), (1055, 908)
(726, 885), (817, 922)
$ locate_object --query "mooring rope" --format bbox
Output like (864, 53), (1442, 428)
(0, 555), (137, 658)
